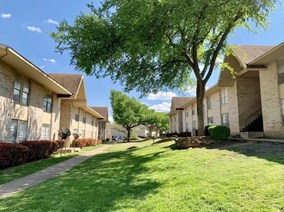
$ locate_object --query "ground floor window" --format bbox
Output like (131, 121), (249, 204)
(192, 120), (197, 129)
(208, 117), (213, 125)
(41, 124), (51, 140)
(8, 120), (28, 143)
(81, 130), (85, 139)
(221, 113), (229, 127)
(281, 99), (284, 125)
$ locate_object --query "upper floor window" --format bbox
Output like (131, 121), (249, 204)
(13, 77), (30, 105)
(192, 107), (195, 115)
(43, 95), (52, 113)
(221, 88), (229, 105)
(83, 117), (86, 124)
(186, 111), (189, 117)
(75, 114), (79, 121)
(278, 60), (284, 84)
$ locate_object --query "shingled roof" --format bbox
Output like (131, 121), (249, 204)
(230, 45), (274, 66)
(92, 107), (109, 122)
(48, 74), (83, 99)
(170, 97), (192, 114)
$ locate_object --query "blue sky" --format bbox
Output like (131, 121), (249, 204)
(1, 0), (284, 121)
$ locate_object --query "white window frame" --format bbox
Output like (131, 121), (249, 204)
(41, 124), (51, 140)
(221, 113), (229, 127)
(221, 88), (229, 105)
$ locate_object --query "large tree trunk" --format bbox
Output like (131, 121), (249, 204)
(196, 81), (206, 136)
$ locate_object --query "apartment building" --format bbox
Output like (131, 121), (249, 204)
(169, 42), (284, 138)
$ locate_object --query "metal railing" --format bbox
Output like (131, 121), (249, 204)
(245, 108), (262, 128)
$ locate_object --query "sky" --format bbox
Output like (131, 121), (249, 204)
(1, 0), (284, 121)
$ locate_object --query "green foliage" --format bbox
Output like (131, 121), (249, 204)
(51, 0), (276, 135)
(208, 125), (231, 141)
(51, 0), (275, 94)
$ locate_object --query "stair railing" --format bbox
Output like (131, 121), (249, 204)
(245, 108), (262, 128)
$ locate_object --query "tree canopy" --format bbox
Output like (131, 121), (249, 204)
(110, 90), (164, 141)
(52, 0), (276, 135)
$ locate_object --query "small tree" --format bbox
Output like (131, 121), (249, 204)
(52, 0), (276, 135)
(110, 90), (149, 142)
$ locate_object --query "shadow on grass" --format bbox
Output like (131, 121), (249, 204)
(0, 147), (163, 211)
(206, 141), (284, 165)
(163, 139), (284, 165)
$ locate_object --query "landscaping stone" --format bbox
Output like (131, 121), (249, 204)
(175, 136), (213, 149)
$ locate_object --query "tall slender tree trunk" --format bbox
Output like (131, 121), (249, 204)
(196, 81), (206, 136)
(127, 127), (131, 142)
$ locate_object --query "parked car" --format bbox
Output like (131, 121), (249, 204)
(112, 136), (126, 142)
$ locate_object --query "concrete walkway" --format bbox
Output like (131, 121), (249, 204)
(0, 144), (111, 199)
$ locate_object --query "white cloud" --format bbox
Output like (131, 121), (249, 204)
(149, 102), (171, 112)
(39, 65), (45, 69)
(183, 86), (209, 96)
(27, 26), (42, 33)
(141, 102), (150, 106)
(47, 18), (59, 25)
(1, 13), (11, 19)
(147, 91), (177, 101)
(43, 58), (56, 63)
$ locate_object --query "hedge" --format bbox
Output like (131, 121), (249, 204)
(71, 139), (102, 148)
(0, 143), (30, 169)
(208, 125), (230, 141)
(0, 140), (65, 169)
(20, 140), (64, 161)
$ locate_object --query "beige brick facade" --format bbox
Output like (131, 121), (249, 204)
(0, 61), (64, 142)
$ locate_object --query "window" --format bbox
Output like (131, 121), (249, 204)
(185, 122), (189, 132)
(221, 113), (229, 127)
(8, 120), (28, 143)
(208, 117), (213, 125)
(186, 111), (189, 117)
(207, 96), (212, 110)
(43, 95), (52, 112)
(192, 121), (197, 129)
(41, 124), (50, 140)
(75, 114), (79, 121)
(83, 117), (86, 124)
(13, 77), (30, 105)
(192, 107), (195, 115)
(278, 60), (284, 84)
(13, 78), (21, 103)
(221, 88), (229, 105)
(281, 99), (284, 125)
(22, 81), (29, 105)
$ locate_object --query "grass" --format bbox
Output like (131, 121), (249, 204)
(0, 144), (106, 185)
(1, 140), (284, 211)
(0, 153), (78, 185)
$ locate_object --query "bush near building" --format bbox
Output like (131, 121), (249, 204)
(71, 139), (102, 148)
(208, 125), (230, 141)
(0, 140), (64, 169)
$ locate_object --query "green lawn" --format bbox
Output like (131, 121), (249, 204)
(1, 140), (284, 211)
(0, 153), (77, 185)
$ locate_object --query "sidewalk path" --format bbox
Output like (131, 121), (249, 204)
(0, 144), (111, 199)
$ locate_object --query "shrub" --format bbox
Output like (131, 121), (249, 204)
(208, 125), (230, 141)
(20, 140), (62, 161)
(0, 143), (30, 169)
(205, 125), (214, 136)
(72, 139), (100, 148)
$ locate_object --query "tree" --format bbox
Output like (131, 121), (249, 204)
(51, 0), (276, 135)
(155, 112), (169, 134)
(110, 90), (149, 142)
